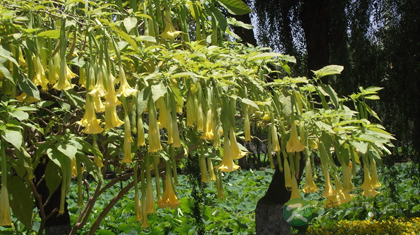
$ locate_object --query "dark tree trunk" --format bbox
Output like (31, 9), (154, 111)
(255, 157), (306, 235)
(300, 0), (330, 76)
(34, 158), (71, 235)
(255, 168), (292, 234)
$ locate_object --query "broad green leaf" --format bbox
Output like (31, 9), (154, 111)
(77, 152), (102, 182)
(2, 129), (22, 149)
(364, 95), (380, 100)
(37, 30), (60, 38)
(0, 45), (18, 66)
(218, 0), (251, 15)
(77, 138), (103, 159)
(9, 109), (28, 121)
(360, 86), (383, 95)
(312, 65), (344, 79)
(63, 90), (85, 108)
(0, 63), (14, 84)
(7, 176), (33, 229)
(151, 83), (167, 102)
(134, 13), (153, 21)
(123, 16), (137, 33)
(45, 160), (62, 195)
(210, 6), (227, 32)
(241, 98), (259, 110)
(136, 35), (156, 43)
(57, 143), (77, 160)
(17, 72), (40, 100)
(319, 83), (339, 108)
(250, 52), (283, 61)
(350, 141), (368, 154)
(111, 26), (138, 52)
(137, 86), (151, 114)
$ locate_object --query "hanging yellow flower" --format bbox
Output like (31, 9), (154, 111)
(53, 58), (75, 91)
(116, 66), (136, 97)
(171, 116), (181, 148)
(145, 178), (156, 214)
(89, 68), (107, 98)
(77, 95), (103, 134)
(217, 137), (240, 172)
(229, 128), (246, 160)
(158, 168), (180, 209)
(104, 106), (124, 129)
(148, 100), (162, 153)
(302, 157), (318, 193)
(134, 192), (142, 221)
(289, 177), (301, 201)
(271, 124), (281, 152)
(160, 14), (181, 40)
(283, 157), (292, 189)
(286, 121), (305, 153)
(103, 73), (121, 107)
(0, 186), (12, 226)
(156, 97), (168, 129)
(201, 109), (214, 140)
(33, 56), (49, 91)
(360, 163), (380, 197)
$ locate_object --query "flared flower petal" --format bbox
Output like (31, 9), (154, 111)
(104, 106), (124, 129)
(286, 121), (305, 153)
(201, 109), (214, 140)
(217, 138), (240, 172)
(229, 129), (246, 160)
(116, 67), (136, 97)
(158, 169), (180, 209)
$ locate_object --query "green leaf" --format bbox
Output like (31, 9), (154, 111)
(210, 6), (227, 32)
(57, 143), (77, 160)
(136, 35), (156, 43)
(217, 0), (251, 15)
(111, 26), (138, 52)
(2, 129), (22, 149)
(312, 65), (344, 79)
(9, 110), (29, 121)
(350, 141), (368, 154)
(241, 98), (259, 110)
(151, 83), (167, 102)
(17, 72), (40, 100)
(123, 16), (137, 33)
(0, 45), (18, 66)
(37, 30), (60, 38)
(77, 152), (102, 182)
(45, 160), (62, 195)
(137, 86), (151, 114)
(319, 83), (339, 108)
(7, 176), (33, 229)
(62, 90), (85, 108)
(0, 63), (14, 84)
(250, 52), (283, 61)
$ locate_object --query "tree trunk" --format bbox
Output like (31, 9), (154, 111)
(34, 158), (71, 235)
(300, 0), (330, 76)
(255, 169), (291, 234)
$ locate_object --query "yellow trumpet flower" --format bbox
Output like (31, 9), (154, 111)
(158, 169), (180, 209)
(156, 97), (168, 129)
(186, 96), (196, 127)
(370, 158), (381, 188)
(286, 121), (305, 153)
(134, 192), (142, 221)
(53, 58), (75, 91)
(121, 131), (133, 164)
(216, 137), (240, 172)
(145, 178), (156, 213)
(89, 68), (107, 98)
(322, 167), (335, 198)
(160, 15), (181, 40)
(77, 96), (103, 134)
(289, 177), (301, 200)
(283, 157), (292, 189)
(104, 106), (124, 129)
(229, 129), (246, 160)
(171, 116), (181, 148)
(103, 73), (121, 107)
(0, 186), (12, 226)
(148, 100), (162, 153)
(244, 109), (251, 142)
(271, 124), (281, 152)
(302, 157), (318, 193)
(92, 96), (105, 113)
(360, 163), (380, 197)
(33, 56), (49, 91)
(201, 109), (214, 140)
(137, 114), (146, 147)
(116, 66), (136, 97)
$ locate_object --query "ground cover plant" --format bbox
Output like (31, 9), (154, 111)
(2, 162), (419, 234)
